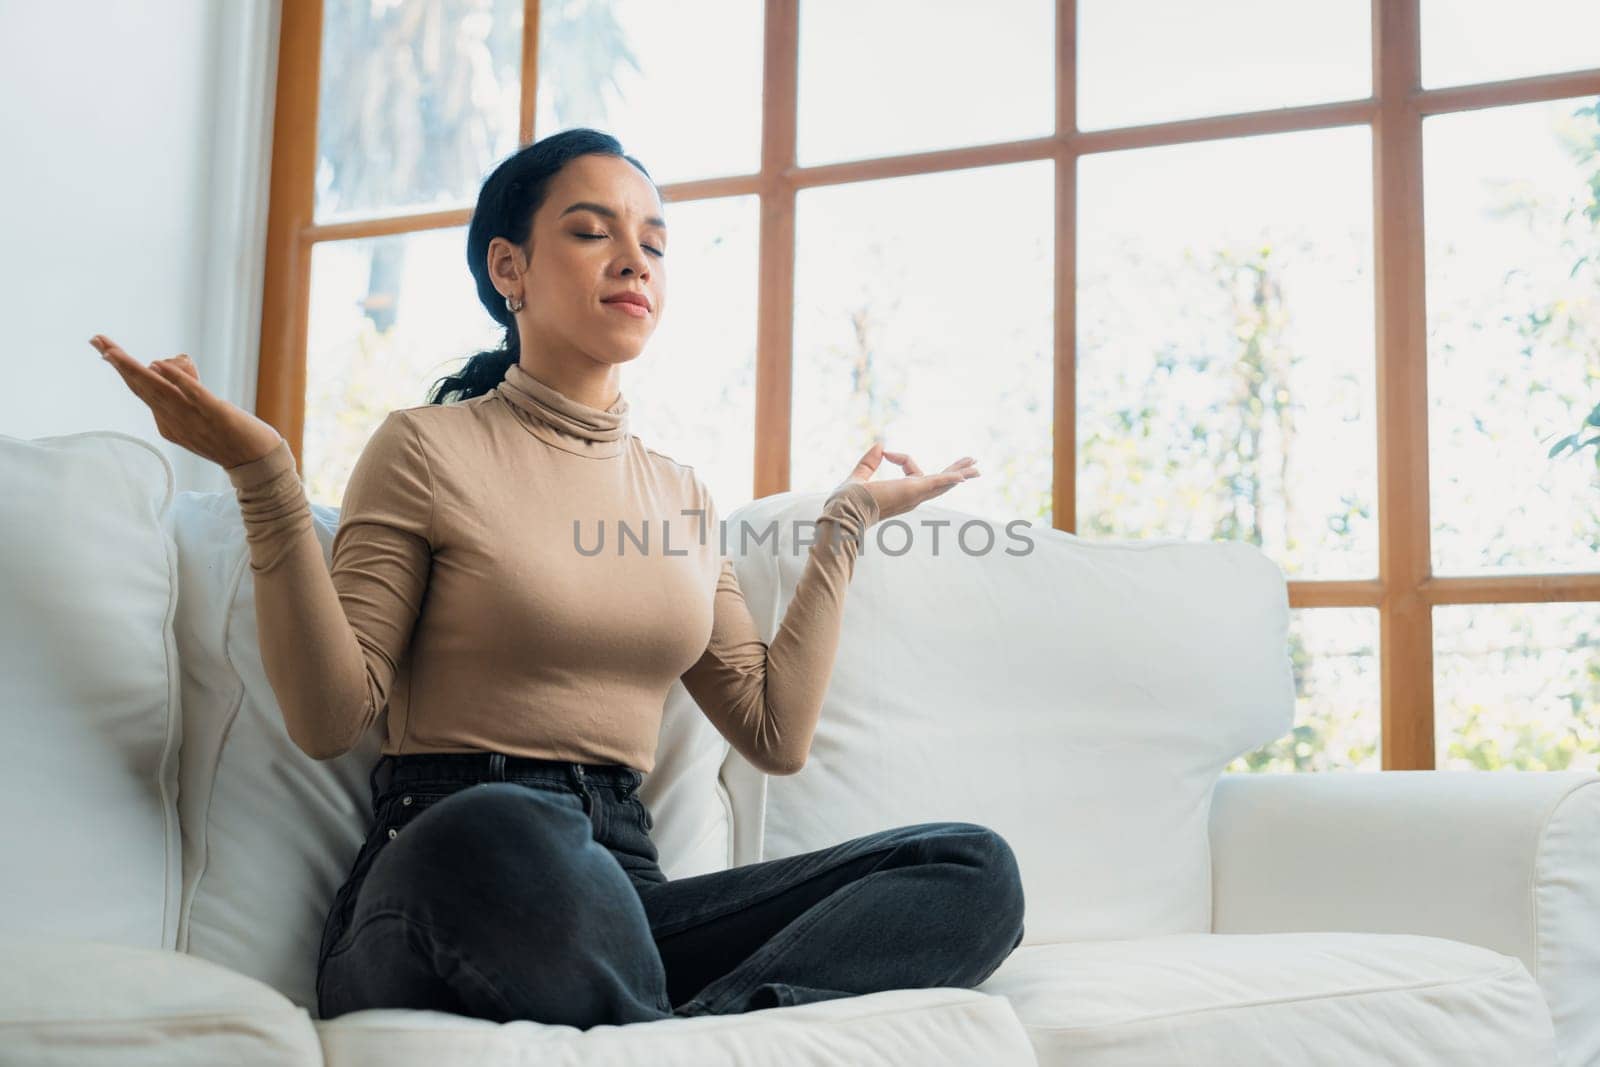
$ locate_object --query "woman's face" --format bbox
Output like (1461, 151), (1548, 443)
(495, 153), (667, 368)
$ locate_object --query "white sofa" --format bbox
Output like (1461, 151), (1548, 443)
(3, 427), (1595, 1066)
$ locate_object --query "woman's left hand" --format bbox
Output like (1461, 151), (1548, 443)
(831, 442), (980, 524)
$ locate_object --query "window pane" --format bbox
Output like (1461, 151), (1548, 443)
(1436, 603), (1600, 771)
(1422, 0), (1600, 89)
(792, 162), (1054, 525)
(316, 0), (524, 222)
(534, 0), (762, 185)
(1077, 126), (1377, 578)
(624, 195), (760, 516)
(1077, 0), (1371, 133)
(1226, 608), (1381, 773)
(303, 228), (499, 506)
(1424, 97), (1600, 576)
(797, 0), (1054, 167)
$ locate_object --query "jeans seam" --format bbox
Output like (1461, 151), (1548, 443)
(630, 797), (653, 834)
(318, 820), (398, 976)
(652, 842), (902, 941)
(323, 907), (517, 1018)
(680, 871), (879, 1015)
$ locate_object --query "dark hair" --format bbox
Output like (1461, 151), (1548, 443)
(425, 128), (657, 405)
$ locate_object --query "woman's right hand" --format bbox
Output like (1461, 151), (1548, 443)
(90, 334), (285, 471)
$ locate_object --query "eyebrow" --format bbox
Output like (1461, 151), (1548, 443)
(558, 201), (667, 230)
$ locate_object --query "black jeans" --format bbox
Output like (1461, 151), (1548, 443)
(316, 750), (1026, 1027)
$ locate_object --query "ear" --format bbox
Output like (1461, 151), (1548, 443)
(487, 236), (530, 294)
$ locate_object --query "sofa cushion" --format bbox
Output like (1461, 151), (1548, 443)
(315, 986), (1034, 1065)
(1209, 768), (1600, 1067)
(169, 487), (383, 1016)
(978, 931), (1556, 1065)
(0, 934), (321, 1067)
(0, 430), (184, 950)
(169, 484), (736, 1017)
(718, 492), (1295, 944)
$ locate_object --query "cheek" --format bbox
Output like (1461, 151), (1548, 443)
(539, 242), (594, 290)
(536, 265), (596, 318)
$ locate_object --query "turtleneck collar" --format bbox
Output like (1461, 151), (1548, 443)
(494, 360), (630, 459)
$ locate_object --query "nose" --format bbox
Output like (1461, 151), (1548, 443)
(617, 248), (650, 280)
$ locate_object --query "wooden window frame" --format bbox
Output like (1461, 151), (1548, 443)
(259, 0), (1600, 770)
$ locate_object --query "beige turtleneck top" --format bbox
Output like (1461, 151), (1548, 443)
(223, 359), (880, 775)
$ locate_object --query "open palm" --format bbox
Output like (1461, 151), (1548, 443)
(90, 334), (283, 470)
(833, 442), (980, 524)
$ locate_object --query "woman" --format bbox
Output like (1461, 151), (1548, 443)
(91, 127), (1025, 1028)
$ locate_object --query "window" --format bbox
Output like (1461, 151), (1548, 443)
(261, 0), (1600, 772)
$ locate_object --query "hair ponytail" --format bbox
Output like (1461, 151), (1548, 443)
(427, 333), (520, 406)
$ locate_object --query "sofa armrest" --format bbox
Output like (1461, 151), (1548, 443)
(1210, 769), (1600, 1067)
(0, 935), (322, 1066)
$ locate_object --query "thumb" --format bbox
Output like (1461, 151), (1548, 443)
(853, 439), (884, 476)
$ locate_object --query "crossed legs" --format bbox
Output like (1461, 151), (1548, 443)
(317, 782), (1026, 1027)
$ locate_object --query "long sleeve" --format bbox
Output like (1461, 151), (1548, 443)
(677, 480), (880, 775)
(225, 410), (434, 761)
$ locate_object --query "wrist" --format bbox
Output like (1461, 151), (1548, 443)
(225, 436), (294, 490)
(822, 481), (881, 529)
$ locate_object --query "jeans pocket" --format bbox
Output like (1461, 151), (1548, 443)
(382, 789), (455, 838)
(321, 789), (449, 966)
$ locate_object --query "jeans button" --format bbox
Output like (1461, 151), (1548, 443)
(388, 828), (398, 839)
(402, 795), (413, 806)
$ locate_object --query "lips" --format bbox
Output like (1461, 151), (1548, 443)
(602, 292), (652, 313)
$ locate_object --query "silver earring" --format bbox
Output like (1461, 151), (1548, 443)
(505, 293), (525, 313)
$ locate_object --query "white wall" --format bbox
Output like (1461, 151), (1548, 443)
(0, 0), (280, 491)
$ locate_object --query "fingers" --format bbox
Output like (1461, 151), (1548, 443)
(923, 466), (979, 496)
(165, 353), (201, 382)
(882, 451), (977, 477)
(882, 449), (923, 477)
(91, 336), (190, 407)
(151, 356), (204, 398)
(853, 442), (982, 508)
(851, 440), (886, 478)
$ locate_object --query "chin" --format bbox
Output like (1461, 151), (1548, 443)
(602, 325), (657, 352)
(591, 344), (647, 366)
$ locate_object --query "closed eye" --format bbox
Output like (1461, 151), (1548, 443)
(578, 232), (665, 257)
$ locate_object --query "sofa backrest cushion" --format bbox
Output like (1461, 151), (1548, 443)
(0, 431), (184, 949)
(169, 485), (735, 1014)
(717, 491), (1294, 945)
(168, 488), (370, 1014)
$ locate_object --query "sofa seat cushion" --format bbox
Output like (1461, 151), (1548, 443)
(315, 987), (1033, 1066)
(0, 935), (322, 1066)
(977, 931), (1556, 1066)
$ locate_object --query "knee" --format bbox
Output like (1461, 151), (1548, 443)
(936, 823), (1026, 937)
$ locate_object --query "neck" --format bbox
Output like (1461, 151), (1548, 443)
(512, 354), (621, 413)
(493, 357), (630, 459)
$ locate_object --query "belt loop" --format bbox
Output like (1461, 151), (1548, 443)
(489, 752), (506, 781)
(567, 763), (593, 815)
(368, 754), (390, 817)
